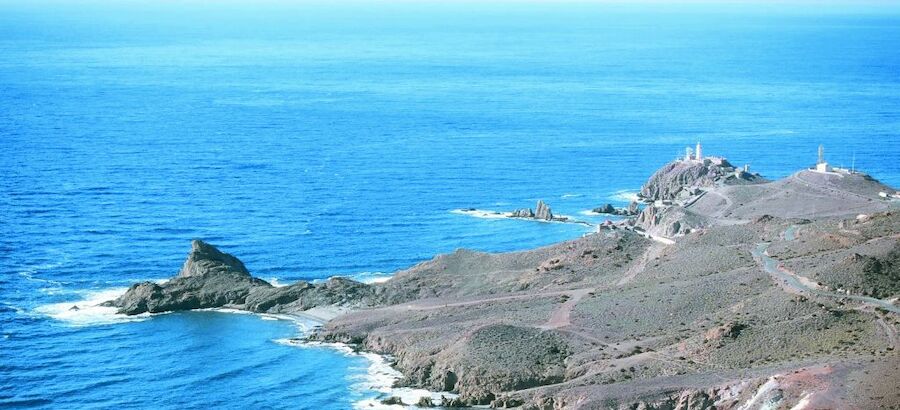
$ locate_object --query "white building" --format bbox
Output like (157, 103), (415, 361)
(681, 142), (703, 162)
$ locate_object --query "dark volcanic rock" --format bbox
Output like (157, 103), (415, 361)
(593, 203), (616, 214)
(592, 202), (640, 216)
(177, 239), (250, 278)
(105, 240), (375, 315)
(245, 277), (379, 313)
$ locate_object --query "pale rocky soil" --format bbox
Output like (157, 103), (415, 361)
(315, 166), (900, 409)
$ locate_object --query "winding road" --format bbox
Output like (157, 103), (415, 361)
(752, 226), (900, 314)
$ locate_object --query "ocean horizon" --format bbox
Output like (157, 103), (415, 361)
(2, 1), (899, 408)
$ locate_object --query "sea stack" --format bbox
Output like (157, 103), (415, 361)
(535, 200), (553, 220)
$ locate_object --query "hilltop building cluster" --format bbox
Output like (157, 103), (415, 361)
(811, 144), (862, 176)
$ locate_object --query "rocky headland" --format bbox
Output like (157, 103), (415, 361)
(104, 154), (900, 409)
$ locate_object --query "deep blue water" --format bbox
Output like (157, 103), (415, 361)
(2, 2), (900, 409)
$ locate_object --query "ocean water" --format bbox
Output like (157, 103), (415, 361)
(2, 2), (900, 408)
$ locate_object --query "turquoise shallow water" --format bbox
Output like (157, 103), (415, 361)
(2, 2), (900, 409)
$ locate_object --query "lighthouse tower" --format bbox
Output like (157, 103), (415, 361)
(815, 145), (832, 173)
(695, 142), (702, 162)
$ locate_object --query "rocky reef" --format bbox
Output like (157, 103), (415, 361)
(511, 200), (568, 222)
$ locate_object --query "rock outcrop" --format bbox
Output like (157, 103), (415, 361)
(593, 201), (640, 216)
(177, 239), (250, 278)
(594, 203), (616, 214)
(510, 208), (535, 218)
(633, 204), (711, 237)
(104, 240), (376, 315)
(510, 200), (568, 222)
(639, 157), (763, 202)
(535, 200), (553, 220)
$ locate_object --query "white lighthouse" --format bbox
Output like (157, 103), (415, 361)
(695, 142), (702, 162)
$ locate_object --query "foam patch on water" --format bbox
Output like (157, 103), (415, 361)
(561, 193), (582, 199)
(453, 209), (589, 228)
(275, 339), (456, 408)
(609, 190), (640, 203)
(351, 351), (457, 409)
(450, 208), (512, 219)
(33, 287), (152, 326)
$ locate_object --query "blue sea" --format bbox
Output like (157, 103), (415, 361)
(2, 1), (900, 408)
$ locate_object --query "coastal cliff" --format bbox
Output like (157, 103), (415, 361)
(104, 157), (900, 409)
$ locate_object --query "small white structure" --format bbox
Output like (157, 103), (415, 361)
(681, 142), (704, 162)
(814, 145), (832, 173)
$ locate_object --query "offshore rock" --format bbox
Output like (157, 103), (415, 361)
(534, 200), (553, 220)
(510, 200), (567, 222)
(593, 203), (616, 214)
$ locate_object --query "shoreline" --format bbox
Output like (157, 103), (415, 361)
(32, 161), (900, 408)
(33, 287), (456, 408)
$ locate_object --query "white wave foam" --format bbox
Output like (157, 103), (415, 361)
(450, 208), (512, 219)
(274, 339), (456, 408)
(609, 190), (640, 203)
(33, 287), (151, 326)
(351, 351), (456, 409)
(561, 193), (582, 199)
(267, 277), (289, 287)
(347, 271), (393, 284)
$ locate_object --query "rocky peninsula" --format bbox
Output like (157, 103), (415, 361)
(104, 154), (900, 409)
